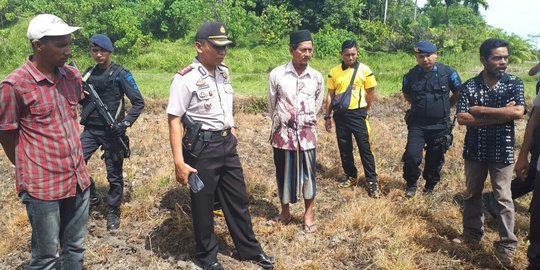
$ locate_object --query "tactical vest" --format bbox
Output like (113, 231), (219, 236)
(80, 63), (125, 126)
(407, 63), (452, 124)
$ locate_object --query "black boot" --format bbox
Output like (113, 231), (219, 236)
(106, 206), (121, 231)
(89, 178), (102, 207)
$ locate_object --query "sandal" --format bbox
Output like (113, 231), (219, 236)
(266, 215), (292, 226)
(303, 223), (317, 233)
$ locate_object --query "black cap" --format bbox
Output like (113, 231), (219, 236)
(290, 30), (312, 45)
(195, 22), (233, 46)
(414, 41), (437, 54)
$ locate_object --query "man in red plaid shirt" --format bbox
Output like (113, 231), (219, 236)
(0, 14), (91, 269)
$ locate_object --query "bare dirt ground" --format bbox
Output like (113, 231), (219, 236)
(0, 95), (533, 269)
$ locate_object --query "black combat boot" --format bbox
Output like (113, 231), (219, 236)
(106, 206), (121, 231)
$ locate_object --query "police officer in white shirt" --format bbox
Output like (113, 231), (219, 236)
(166, 22), (274, 270)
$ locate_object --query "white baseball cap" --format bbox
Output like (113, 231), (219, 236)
(27, 14), (81, 41)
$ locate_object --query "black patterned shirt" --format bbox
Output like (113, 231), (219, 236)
(456, 72), (525, 164)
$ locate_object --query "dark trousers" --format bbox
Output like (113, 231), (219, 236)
(333, 108), (377, 183)
(529, 171), (540, 269)
(185, 133), (262, 265)
(402, 125), (446, 189)
(80, 127), (125, 207)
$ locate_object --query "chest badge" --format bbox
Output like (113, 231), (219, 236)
(196, 79), (209, 90)
(204, 100), (212, 111)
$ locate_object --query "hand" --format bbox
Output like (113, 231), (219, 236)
(514, 157), (530, 180)
(506, 101), (516, 107)
(174, 162), (197, 186)
(111, 121), (129, 136)
(468, 106), (483, 117)
(324, 119), (333, 132)
(231, 127), (239, 145)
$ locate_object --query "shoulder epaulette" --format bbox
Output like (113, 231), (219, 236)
(177, 66), (194, 76)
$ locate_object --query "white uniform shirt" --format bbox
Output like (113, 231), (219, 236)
(167, 58), (234, 131)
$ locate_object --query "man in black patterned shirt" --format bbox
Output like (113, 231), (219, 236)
(453, 38), (525, 268)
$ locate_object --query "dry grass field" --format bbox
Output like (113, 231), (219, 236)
(0, 95), (533, 270)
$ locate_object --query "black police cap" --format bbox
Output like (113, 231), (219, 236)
(196, 22), (233, 47)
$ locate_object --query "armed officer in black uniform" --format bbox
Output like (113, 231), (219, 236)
(167, 22), (274, 270)
(80, 34), (145, 230)
(401, 41), (462, 197)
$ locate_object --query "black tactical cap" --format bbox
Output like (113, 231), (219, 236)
(195, 22), (233, 46)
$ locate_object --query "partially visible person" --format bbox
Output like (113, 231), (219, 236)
(268, 30), (324, 232)
(482, 77), (540, 218)
(529, 61), (540, 94)
(514, 85), (540, 270)
(453, 38), (525, 268)
(0, 14), (91, 269)
(167, 22), (274, 270)
(400, 41), (462, 197)
(323, 39), (381, 198)
(79, 33), (145, 231)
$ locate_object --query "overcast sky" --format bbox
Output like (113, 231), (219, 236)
(416, 0), (540, 48)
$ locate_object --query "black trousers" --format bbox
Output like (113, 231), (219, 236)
(80, 127), (126, 207)
(185, 133), (262, 265)
(333, 108), (377, 183)
(402, 125), (446, 189)
(529, 171), (540, 269)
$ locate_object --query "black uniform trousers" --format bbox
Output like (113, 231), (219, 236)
(80, 127), (125, 207)
(185, 132), (263, 265)
(402, 124), (446, 190)
(333, 108), (377, 183)
(528, 171), (540, 269)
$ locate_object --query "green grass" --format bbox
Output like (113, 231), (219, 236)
(1, 44), (538, 99)
(127, 52), (538, 99)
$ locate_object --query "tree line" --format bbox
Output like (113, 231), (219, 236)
(0, 0), (536, 63)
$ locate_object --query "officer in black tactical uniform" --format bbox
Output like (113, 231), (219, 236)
(80, 34), (145, 230)
(401, 41), (462, 197)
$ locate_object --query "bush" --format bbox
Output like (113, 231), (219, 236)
(256, 5), (300, 45)
(313, 24), (356, 58)
(357, 20), (394, 51)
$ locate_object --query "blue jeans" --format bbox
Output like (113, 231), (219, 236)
(21, 187), (89, 270)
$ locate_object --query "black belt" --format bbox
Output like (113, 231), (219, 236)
(199, 129), (231, 141)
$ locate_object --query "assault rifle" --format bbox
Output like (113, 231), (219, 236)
(70, 62), (130, 157)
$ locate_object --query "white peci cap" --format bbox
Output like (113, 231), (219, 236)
(27, 14), (81, 41)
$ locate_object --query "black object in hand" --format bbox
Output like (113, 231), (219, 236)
(188, 173), (205, 193)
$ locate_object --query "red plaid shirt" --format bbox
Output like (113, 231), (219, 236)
(0, 57), (91, 200)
